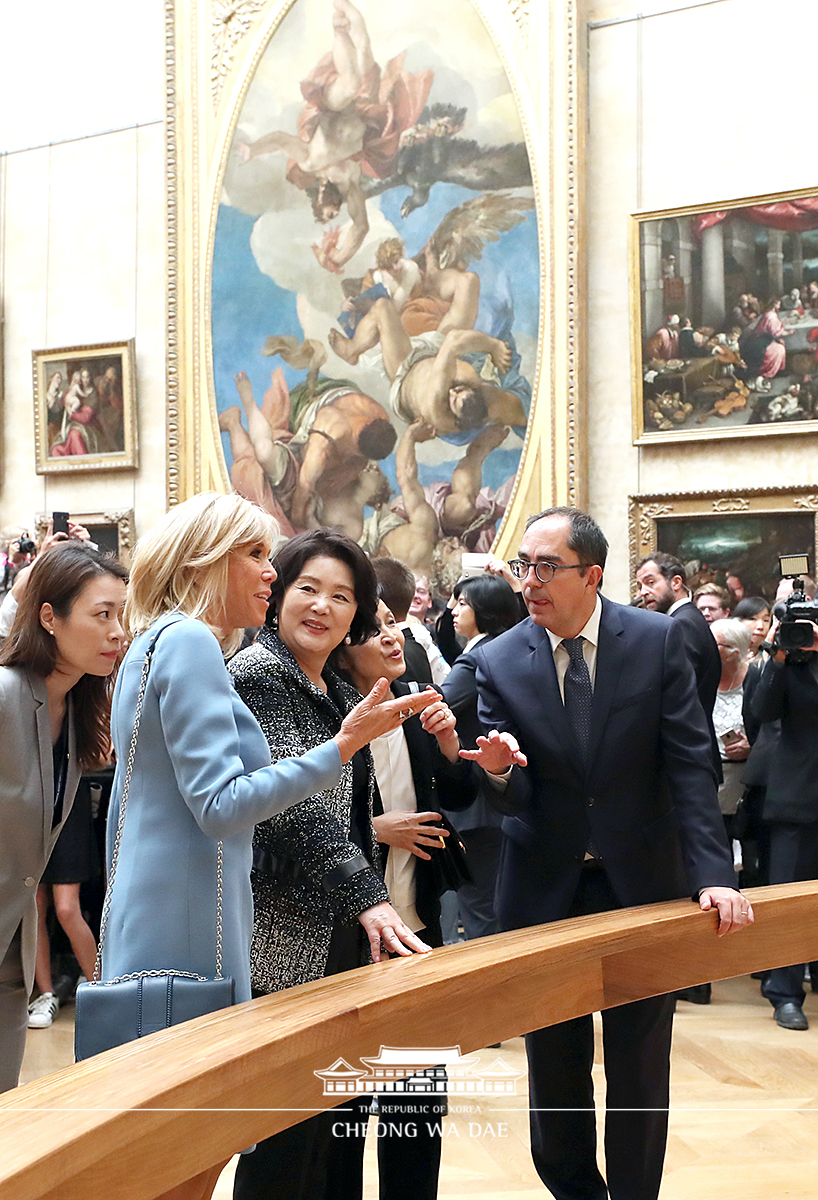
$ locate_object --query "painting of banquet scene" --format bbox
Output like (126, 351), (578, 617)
(635, 192), (818, 441)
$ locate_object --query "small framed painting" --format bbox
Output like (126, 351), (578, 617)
(33, 339), (137, 474)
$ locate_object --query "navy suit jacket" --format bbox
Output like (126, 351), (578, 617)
(473, 598), (735, 932)
(670, 599), (722, 778)
(440, 638), (504, 834)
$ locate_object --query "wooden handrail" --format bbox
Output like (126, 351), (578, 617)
(2, 881), (818, 1200)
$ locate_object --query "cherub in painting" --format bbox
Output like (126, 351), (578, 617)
(237, 0), (432, 271)
(329, 193), (533, 436)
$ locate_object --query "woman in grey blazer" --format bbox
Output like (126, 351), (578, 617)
(0, 542), (128, 1092)
(101, 496), (430, 1200)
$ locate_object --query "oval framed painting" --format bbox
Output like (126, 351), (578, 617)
(210, 0), (541, 589)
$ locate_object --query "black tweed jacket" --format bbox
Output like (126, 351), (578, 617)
(228, 628), (387, 993)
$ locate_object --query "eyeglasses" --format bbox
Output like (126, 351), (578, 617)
(508, 559), (584, 584)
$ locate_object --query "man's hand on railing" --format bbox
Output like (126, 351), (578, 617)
(698, 886), (754, 936)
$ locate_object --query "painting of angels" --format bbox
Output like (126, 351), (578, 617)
(212, 0), (539, 591)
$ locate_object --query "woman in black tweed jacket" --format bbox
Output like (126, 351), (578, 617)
(230, 621), (388, 991)
(228, 530), (446, 1200)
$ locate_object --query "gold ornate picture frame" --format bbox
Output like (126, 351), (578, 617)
(167, 0), (583, 553)
(630, 187), (818, 446)
(32, 340), (137, 475)
(34, 510), (136, 566)
(629, 487), (818, 601)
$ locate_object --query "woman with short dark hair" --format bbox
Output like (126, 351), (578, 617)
(228, 529), (436, 1200)
(733, 596), (771, 662)
(0, 542), (128, 1090)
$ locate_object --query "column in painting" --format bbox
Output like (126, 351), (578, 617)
(642, 224), (663, 339)
(725, 217), (755, 278)
(701, 220), (725, 329)
(677, 216), (694, 320)
(792, 232), (803, 289)
(767, 228), (784, 298)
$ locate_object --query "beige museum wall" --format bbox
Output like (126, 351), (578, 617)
(0, 0), (167, 545)
(585, 0), (818, 602)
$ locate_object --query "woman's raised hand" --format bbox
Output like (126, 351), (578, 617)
(334, 681), (437, 762)
(373, 810), (449, 859)
(418, 697), (460, 762)
(358, 900), (432, 961)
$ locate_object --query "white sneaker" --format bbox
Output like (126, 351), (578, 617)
(28, 992), (59, 1029)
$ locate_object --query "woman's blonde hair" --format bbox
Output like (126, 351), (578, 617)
(125, 492), (278, 652)
(710, 617), (752, 661)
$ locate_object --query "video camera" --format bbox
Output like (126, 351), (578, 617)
(770, 554), (818, 660)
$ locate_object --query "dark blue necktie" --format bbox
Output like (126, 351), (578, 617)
(562, 636), (592, 761)
(563, 636), (599, 859)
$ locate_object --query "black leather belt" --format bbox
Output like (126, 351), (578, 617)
(252, 846), (370, 891)
(252, 845), (305, 883)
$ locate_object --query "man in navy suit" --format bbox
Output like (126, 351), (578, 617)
(463, 508), (752, 1200)
(636, 552), (722, 775)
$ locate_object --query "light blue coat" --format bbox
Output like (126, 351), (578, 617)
(102, 614), (343, 1002)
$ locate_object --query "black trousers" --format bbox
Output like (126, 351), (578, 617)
(322, 1092), (442, 1200)
(525, 866), (675, 1200)
(233, 925), (443, 1200)
(761, 819), (818, 1008)
(233, 921), (362, 1200)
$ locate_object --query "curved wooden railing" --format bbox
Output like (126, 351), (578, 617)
(3, 881), (818, 1200)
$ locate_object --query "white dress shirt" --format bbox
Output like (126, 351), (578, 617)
(545, 596), (603, 698)
(463, 632), (488, 654)
(370, 727), (423, 932)
(486, 597), (602, 788)
(403, 618), (450, 684)
(668, 593), (691, 616)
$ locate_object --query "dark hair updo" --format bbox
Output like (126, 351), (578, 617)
(267, 530), (379, 645)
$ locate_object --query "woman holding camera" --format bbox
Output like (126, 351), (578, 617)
(0, 542), (128, 1091)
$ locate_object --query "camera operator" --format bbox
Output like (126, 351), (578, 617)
(0, 520), (92, 643)
(750, 570), (818, 1030)
(0, 533), (36, 599)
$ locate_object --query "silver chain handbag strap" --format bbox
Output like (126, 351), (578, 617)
(92, 623), (224, 983)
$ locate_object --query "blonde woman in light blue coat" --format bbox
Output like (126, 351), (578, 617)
(101, 493), (432, 1200)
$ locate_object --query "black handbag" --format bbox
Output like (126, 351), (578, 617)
(75, 624), (235, 1062)
(428, 811), (473, 895)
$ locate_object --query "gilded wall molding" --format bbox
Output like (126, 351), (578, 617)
(212, 0), (268, 107)
(629, 486), (818, 583)
(166, 0), (180, 505)
(506, 0), (530, 43)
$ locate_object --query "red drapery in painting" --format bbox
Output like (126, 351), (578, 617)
(694, 200), (818, 237)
